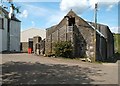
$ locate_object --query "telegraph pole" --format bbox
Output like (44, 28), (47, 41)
(94, 3), (98, 62)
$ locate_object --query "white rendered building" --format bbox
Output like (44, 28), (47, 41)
(0, 7), (21, 52)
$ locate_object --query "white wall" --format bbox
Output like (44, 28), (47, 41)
(0, 9), (21, 52)
(0, 29), (2, 52)
(10, 20), (21, 51)
(21, 28), (46, 42)
(2, 18), (8, 51)
(0, 18), (8, 52)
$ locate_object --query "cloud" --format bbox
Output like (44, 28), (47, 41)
(89, 0), (119, 9)
(60, 0), (89, 14)
(18, 3), (53, 18)
(90, 0), (119, 11)
(110, 27), (120, 33)
(17, 3), (65, 28)
(45, 11), (66, 28)
(60, 0), (119, 14)
(19, 10), (28, 18)
(106, 5), (114, 11)
(31, 21), (35, 27)
(5, 0), (61, 2)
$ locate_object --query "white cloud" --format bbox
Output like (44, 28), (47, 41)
(110, 27), (120, 33)
(18, 3), (66, 28)
(31, 21), (35, 27)
(60, 0), (119, 14)
(45, 11), (66, 28)
(89, 0), (119, 9)
(60, 0), (89, 14)
(6, 0), (61, 2)
(106, 5), (114, 11)
(19, 10), (28, 18)
(89, 0), (98, 9)
(19, 3), (52, 17)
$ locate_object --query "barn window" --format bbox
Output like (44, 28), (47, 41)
(0, 18), (4, 29)
(67, 26), (73, 32)
(68, 17), (75, 26)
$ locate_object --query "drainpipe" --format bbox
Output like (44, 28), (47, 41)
(7, 19), (10, 51)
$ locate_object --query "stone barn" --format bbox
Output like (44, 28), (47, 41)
(45, 10), (114, 61)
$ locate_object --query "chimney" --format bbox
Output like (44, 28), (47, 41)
(8, 4), (15, 19)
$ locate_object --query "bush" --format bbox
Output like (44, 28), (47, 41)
(114, 34), (120, 53)
(54, 41), (73, 58)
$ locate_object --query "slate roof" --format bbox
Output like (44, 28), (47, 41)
(46, 10), (111, 38)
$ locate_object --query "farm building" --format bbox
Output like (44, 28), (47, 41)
(45, 10), (114, 61)
(20, 28), (46, 53)
(0, 6), (21, 52)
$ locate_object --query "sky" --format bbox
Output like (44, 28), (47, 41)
(1, 0), (119, 33)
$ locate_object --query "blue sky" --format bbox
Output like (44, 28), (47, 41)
(2, 0), (119, 33)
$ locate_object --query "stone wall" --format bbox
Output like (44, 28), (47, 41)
(20, 42), (28, 52)
(39, 39), (45, 55)
(21, 36), (45, 55)
(77, 25), (95, 59)
(45, 10), (114, 61)
(88, 22), (114, 59)
(45, 23), (95, 59)
(45, 10), (95, 59)
(45, 34), (52, 54)
(33, 36), (41, 53)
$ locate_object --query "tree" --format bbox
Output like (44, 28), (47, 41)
(1, 0), (21, 15)
(54, 41), (73, 58)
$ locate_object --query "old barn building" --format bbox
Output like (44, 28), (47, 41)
(0, 7), (21, 52)
(45, 10), (114, 61)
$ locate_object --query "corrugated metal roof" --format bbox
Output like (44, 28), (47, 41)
(21, 28), (46, 42)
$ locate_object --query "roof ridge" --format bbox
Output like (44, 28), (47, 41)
(22, 28), (45, 32)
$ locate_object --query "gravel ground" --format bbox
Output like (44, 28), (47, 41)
(0, 53), (119, 85)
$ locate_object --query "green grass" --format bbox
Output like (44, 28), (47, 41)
(113, 33), (120, 53)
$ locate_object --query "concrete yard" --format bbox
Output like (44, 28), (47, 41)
(0, 53), (119, 85)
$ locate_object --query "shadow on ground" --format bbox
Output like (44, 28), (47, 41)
(2, 61), (105, 85)
(105, 52), (120, 63)
(0, 51), (24, 54)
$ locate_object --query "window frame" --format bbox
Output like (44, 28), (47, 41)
(0, 18), (4, 30)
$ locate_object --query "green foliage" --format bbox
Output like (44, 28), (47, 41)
(53, 41), (73, 58)
(114, 34), (120, 53)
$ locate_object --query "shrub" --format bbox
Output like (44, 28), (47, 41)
(53, 41), (73, 58)
(114, 34), (120, 53)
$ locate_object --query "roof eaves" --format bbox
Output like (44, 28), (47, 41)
(88, 22), (105, 38)
(11, 17), (21, 22)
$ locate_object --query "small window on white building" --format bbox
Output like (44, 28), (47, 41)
(0, 18), (4, 29)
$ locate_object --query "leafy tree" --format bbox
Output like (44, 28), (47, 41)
(54, 41), (73, 58)
(114, 34), (120, 53)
